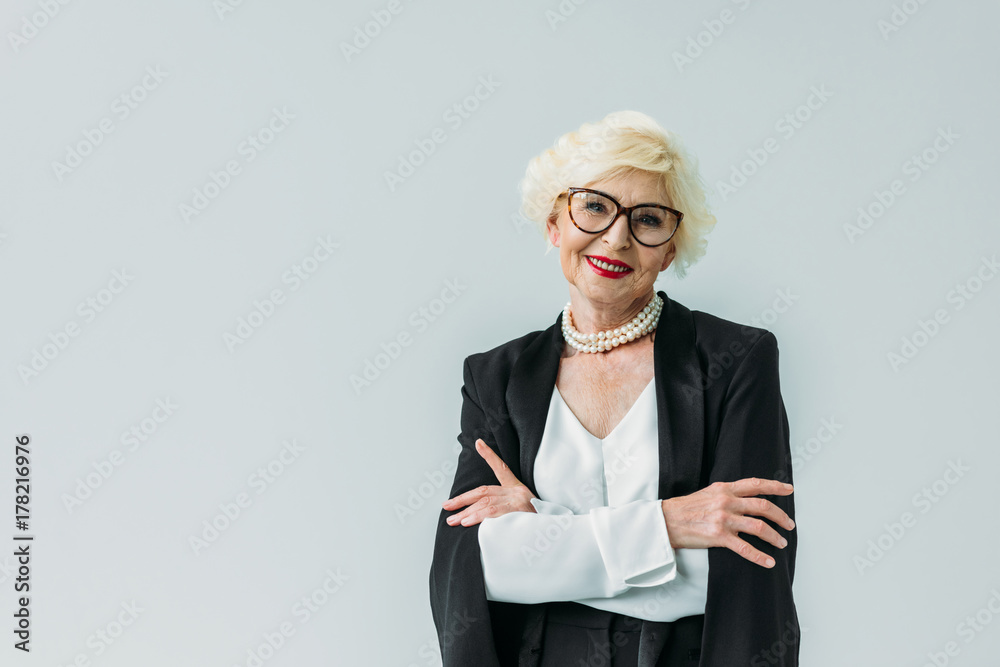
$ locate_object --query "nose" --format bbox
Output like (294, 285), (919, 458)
(602, 211), (632, 248)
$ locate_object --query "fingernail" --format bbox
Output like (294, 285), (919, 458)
(779, 537), (787, 548)
(789, 520), (795, 529)
(766, 558), (775, 567)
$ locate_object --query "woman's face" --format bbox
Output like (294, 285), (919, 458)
(545, 170), (677, 309)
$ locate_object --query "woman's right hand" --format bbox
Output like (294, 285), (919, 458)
(660, 478), (795, 568)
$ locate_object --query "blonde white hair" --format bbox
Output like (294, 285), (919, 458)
(518, 110), (716, 279)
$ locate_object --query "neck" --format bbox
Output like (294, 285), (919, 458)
(568, 289), (657, 334)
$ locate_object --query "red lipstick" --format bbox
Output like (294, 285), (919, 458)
(585, 255), (633, 279)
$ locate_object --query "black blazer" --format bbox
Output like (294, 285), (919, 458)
(429, 291), (800, 666)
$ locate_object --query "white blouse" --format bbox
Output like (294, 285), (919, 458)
(477, 376), (710, 622)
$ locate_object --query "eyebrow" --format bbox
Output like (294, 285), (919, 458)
(605, 191), (670, 207)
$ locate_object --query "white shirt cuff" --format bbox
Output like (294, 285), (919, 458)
(529, 497), (576, 515)
(590, 499), (677, 587)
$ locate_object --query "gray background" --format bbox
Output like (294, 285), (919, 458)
(2, 0), (998, 665)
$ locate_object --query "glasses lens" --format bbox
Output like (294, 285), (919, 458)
(569, 191), (617, 231)
(630, 206), (679, 246)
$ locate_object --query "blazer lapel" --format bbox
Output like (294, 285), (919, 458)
(653, 291), (706, 499)
(504, 290), (705, 501)
(504, 308), (563, 496)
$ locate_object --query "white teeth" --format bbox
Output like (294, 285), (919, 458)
(588, 257), (630, 272)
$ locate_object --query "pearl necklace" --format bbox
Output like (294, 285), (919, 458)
(561, 294), (663, 353)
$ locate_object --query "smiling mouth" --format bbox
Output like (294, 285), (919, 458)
(586, 256), (633, 273)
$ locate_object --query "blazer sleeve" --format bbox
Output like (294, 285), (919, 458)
(701, 332), (802, 666)
(429, 355), (507, 667)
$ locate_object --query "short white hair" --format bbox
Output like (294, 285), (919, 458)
(518, 110), (717, 279)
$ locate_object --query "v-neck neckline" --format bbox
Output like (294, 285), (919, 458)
(554, 376), (655, 441)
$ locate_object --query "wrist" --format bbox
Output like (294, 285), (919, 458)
(660, 498), (677, 548)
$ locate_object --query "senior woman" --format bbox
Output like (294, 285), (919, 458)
(429, 111), (800, 667)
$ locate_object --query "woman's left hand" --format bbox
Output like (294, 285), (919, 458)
(442, 438), (537, 526)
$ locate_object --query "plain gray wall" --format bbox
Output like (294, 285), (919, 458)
(2, 1), (998, 665)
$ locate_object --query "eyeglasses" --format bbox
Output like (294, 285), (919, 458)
(563, 187), (683, 247)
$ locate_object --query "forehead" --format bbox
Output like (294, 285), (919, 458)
(583, 170), (668, 205)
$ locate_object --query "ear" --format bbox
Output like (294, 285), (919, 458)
(660, 242), (677, 271)
(545, 214), (560, 248)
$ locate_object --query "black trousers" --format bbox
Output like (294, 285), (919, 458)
(537, 601), (704, 667)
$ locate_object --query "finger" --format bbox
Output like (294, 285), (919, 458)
(447, 487), (532, 526)
(475, 439), (524, 488)
(449, 497), (502, 527)
(446, 495), (496, 526)
(733, 496), (795, 531)
(730, 514), (788, 551)
(723, 533), (777, 569)
(726, 477), (794, 500)
(445, 500), (480, 525)
(442, 485), (490, 510)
